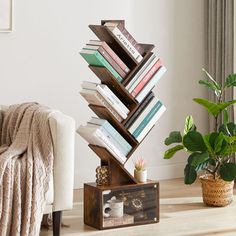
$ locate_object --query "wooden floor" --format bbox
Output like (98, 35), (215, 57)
(40, 178), (236, 236)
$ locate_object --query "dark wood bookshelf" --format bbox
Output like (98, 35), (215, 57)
(80, 20), (160, 230)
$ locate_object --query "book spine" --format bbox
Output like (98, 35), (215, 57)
(117, 24), (144, 55)
(100, 42), (130, 73)
(94, 51), (123, 82)
(101, 86), (130, 114)
(96, 129), (126, 164)
(97, 47), (127, 78)
(125, 54), (156, 91)
(136, 66), (167, 103)
(96, 86), (128, 119)
(107, 26), (143, 63)
(80, 90), (123, 122)
(136, 106), (166, 142)
(102, 122), (132, 154)
(128, 97), (158, 133)
(124, 92), (154, 129)
(131, 59), (162, 97)
(98, 125), (130, 156)
(133, 101), (162, 137)
(128, 56), (158, 93)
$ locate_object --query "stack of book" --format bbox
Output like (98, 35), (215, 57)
(126, 93), (166, 142)
(77, 117), (132, 164)
(80, 81), (130, 122)
(80, 40), (130, 83)
(125, 54), (166, 103)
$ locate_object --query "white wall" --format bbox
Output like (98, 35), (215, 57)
(0, 0), (207, 188)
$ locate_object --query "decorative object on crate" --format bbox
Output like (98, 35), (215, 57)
(96, 166), (109, 186)
(103, 196), (124, 218)
(77, 20), (166, 229)
(134, 157), (147, 183)
(163, 69), (236, 207)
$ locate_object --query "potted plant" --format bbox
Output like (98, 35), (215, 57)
(134, 157), (147, 183)
(164, 69), (236, 207)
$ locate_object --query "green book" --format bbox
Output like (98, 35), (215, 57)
(80, 49), (123, 82)
(133, 101), (162, 138)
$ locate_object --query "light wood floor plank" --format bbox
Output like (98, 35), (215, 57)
(40, 178), (236, 236)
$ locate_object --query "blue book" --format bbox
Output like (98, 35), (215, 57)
(89, 117), (132, 155)
(133, 101), (162, 138)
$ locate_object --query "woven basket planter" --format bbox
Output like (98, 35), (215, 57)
(200, 175), (234, 207)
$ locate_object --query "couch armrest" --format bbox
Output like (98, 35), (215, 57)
(49, 112), (75, 211)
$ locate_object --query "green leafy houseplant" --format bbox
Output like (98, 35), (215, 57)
(164, 69), (236, 185)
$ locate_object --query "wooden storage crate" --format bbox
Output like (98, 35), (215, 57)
(84, 181), (159, 230)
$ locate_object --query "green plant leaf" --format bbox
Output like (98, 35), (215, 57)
(183, 131), (207, 152)
(224, 136), (236, 144)
(214, 132), (225, 153)
(188, 152), (209, 167)
(223, 109), (229, 125)
(219, 122), (236, 136)
(184, 116), (194, 134)
(203, 134), (214, 154)
(199, 80), (221, 97)
(219, 163), (236, 181)
(164, 145), (184, 159)
(193, 98), (236, 117)
(224, 74), (236, 88)
(202, 68), (221, 90)
(164, 131), (182, 145)
(184, 164), (197, 184)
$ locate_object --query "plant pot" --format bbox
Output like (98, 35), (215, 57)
(199, 174), (234, 207)
(134, 169), (147, 183)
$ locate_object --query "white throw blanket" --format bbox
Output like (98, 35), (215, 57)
(0, 103), (54, 236)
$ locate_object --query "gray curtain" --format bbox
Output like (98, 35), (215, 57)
(206, 0), (234, 131)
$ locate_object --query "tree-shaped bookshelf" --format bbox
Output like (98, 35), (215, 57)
(79, 20), (164, 229)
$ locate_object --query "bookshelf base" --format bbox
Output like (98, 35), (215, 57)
(84, 181), (159, 230)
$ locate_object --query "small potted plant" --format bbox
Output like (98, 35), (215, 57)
(164, 69), (236, 207)
(134, 157), (147, 183)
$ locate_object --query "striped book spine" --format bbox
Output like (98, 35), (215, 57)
(124, 92), (154, 129)
(89, 118), (132, 155)
(133, 101), (162, 137)
(88, 40), (130, 73)
(131, 59), (162, 97)
(136, 66), (167, 103)
(80, 90), (123, 122)
(136, 105), (166, 142)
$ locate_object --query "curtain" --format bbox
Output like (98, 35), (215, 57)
(206, 0), (234, 131)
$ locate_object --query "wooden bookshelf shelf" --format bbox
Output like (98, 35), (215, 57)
(79, 20), (162, 230)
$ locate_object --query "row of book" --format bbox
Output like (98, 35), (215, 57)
(125, 92), (166, 142)
(77, 117), (132, 164)
(80, 22), (166, 104)
(80, 81), (130, 122)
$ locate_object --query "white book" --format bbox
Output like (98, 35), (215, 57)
(80, 88), (126, 120)
(136, 66), (167, 103)
(77, 125), (126, 164)
(82, 82), (129, 116)
(128, 55), (159, 93)
(87, 123), (129, 156)
(105, 23), (143, 63)
(125, 54), (156, 90)
(136, 105), (166, 142)
(128, 97), (159, 134)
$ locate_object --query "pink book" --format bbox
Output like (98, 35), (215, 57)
(88, 40), (130, 74)
(131, 59), (162, 97)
